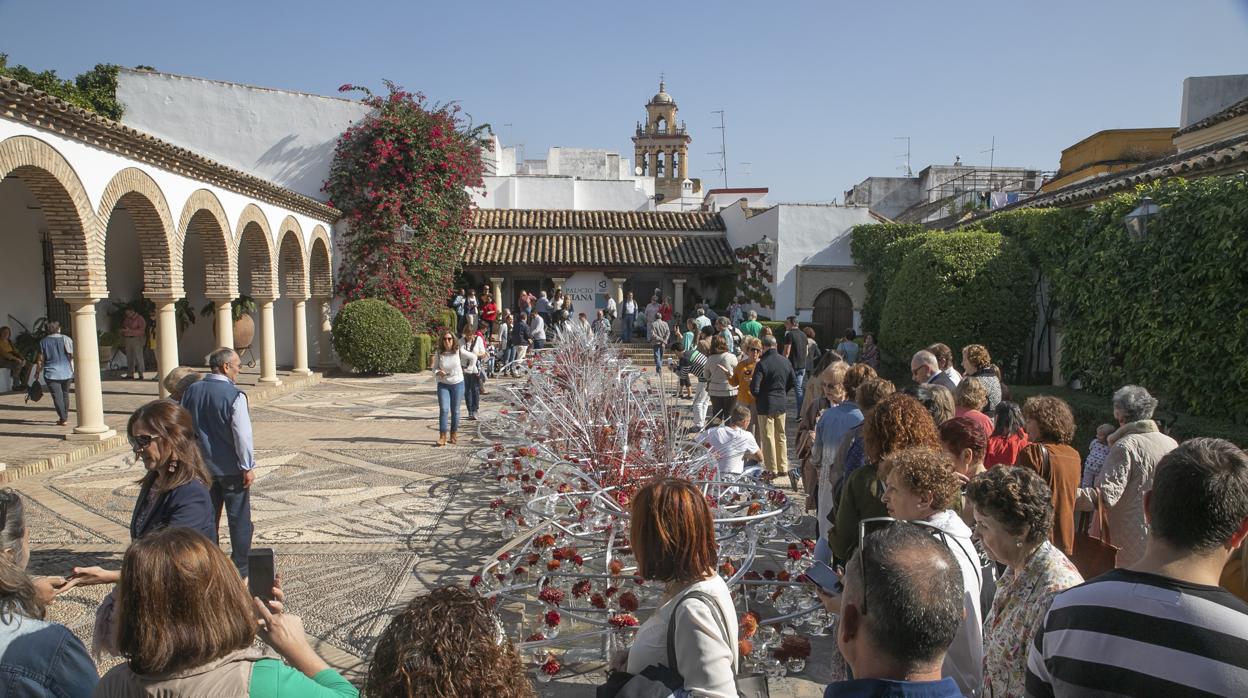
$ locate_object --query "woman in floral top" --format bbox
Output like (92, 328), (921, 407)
(967, 466), (1082, 698)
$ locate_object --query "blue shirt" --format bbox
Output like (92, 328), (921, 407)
(39, 333), (74, 381)
(837, 340), (860, 364)
(815, 401), (864, 462)
(824, 677), (963, 697)
(0, 614), (98, 697)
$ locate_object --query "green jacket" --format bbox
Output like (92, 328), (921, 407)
(828, 463), (889, 561)
(739, 320), (763, 338)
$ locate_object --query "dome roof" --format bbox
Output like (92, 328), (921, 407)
(650, 80), (674, 105)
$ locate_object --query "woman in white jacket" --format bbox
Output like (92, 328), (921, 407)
(880, 447), (984, 697)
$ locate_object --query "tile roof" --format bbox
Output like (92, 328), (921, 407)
(470, 208), (724, 231)
(1174, 95), (1248, 137)
(995, 132), (1248, 211)
(463, 232), (734, 268)
(0, 77), (340, 222)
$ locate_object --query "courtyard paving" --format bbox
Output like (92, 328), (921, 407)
(19, 367), (830, 695)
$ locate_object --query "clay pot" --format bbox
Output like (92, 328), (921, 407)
(233, 314), (255, 350)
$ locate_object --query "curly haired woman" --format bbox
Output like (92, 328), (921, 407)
(366, 585), (534, 697)
(960, 344), (1003, 412)
(1015, 396), (1081, 557)
(828, 393), (941, 561)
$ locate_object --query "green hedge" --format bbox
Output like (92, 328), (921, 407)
(435, 308), (458, 333)
(879, 230), (1035, 373)
(331, 299), (414, 374)
(849, 223), (925, 332)
(402, 333), (435, 373)
(1038, 176), (1248, 418)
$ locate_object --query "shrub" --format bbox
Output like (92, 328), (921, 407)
(879, 230), (1035, 374)
(437, 308), (458, 333)
(1043, 175), (1248, 418)
(332, 299), (414, 374)
(849, 223), (926, 332)
(403, 333), (435, 373)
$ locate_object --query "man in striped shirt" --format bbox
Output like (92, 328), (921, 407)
(1026, 437), (1248, 697)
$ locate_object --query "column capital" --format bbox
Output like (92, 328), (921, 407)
(673, 278), (687, 285)
(147, 296), (181, 305)
(253, 295), (278, 304)
(611, 277), (627, 283)
(60, 296), (107, 307)
(551, 277), (567, 284)
(489, 276), (504, 284)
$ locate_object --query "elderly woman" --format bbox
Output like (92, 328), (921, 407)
(903, 384), (954, 426)
(961, 344), (1002, 411)
(728, 336), (761, 437)
(705, 335), (738, 426)
(1013, 396), (1081, 557)
(828, 377), (895, 515)
(953, 377), (994, 437)
(161, 366), (202, 403)
(968, 467), (1082, 698)
(1076, 385), (1178, 567)
(828, 392), (940, 562)
(939, 416), (988, 527)
(879, 448), (983, 697)
(810, 362), (859, 539)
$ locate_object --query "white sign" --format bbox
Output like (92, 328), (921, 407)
(564, 272), (610, 310)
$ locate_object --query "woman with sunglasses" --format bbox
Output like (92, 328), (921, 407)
(728, 336), (762, 438)
(878, 448), (983, 697)
(430, 329), (475, 446)
(66, 400), (217, 591)
(967, 467), (1081, 698)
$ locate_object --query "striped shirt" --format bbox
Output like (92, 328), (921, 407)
(1026, 568), (1248, 697)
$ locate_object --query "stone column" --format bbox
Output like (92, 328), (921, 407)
(65, 299), (116, 441)
(257, 297), (281, 386)
(291, 297), (312, 376)
(611, 277), (627, 304)
(316, 298), (334, 368)
(153, 298), (179, 399)
(673, 278), (686, 317)
(679, 146), (689, 179)
(211, 298), (234, 350)
(490, 276), (504, 309)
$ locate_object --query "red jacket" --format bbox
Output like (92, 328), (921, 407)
(985, 430), (1030, 468)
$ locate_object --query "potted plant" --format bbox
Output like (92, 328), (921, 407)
(200, 295), (258, 350)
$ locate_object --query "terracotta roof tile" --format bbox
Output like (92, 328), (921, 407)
(1174, 95), (1248, 137)
(469, 208), (724, 231)
(0, 77), (340, 222)
(463, 232), (734, 268)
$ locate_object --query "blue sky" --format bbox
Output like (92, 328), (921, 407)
(2, 0), (1245, 202)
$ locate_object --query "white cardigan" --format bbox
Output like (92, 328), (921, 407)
(626, 576), (738, 698)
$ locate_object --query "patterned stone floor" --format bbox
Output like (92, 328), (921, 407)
(20, 369), (827, 695)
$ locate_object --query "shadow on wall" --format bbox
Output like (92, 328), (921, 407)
(256, 134), (338, 201)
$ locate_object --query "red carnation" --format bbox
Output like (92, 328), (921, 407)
(541, 657), (561, 676)
(618, 591), (640, 612)
(538, 586), (565, 606)
(544, 610), (561, 627)
(608, 613), (640, 628)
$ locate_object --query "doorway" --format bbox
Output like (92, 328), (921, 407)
(812, 287), (854, 348)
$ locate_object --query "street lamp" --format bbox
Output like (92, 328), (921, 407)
(757, 234), (777, 260)
(1123, 197), (1159, 242)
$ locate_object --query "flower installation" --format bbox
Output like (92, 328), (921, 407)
(471, 324), (827, 681)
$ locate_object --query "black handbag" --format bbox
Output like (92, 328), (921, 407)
(25, 380), (43, 403)
(597, 590), (769, 698)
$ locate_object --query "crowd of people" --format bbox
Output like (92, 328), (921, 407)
(2, 283), (1246, 697)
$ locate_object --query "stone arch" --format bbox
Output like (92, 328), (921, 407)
(308, 225), (333, 299)
(276, 216), (308, 299)
(235, 204), (277, 299)
(0, 135), (103, 297)
(97, 167), (182, 298)
(177, 189), (237, 299)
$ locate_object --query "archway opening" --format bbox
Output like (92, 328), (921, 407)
(0, 175), (65, 384)
(812, 287), (854, 349)
(180, 209), (231, 365)
(276, 230), (305, 369)
(235, 221), (273, 369)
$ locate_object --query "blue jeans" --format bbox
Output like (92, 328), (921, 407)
(210, 475), (253, 578)
(437, 381), (465, 434)
(622, 314), (636, 341)
(652, 343), (664, 373)
(793, 368), (807, 410)
(464, 373), (480, 416)
(46, 378), (71, 422)
(533, 338), (545, 350)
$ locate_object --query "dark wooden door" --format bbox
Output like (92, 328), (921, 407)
(812, 288), (854, 348)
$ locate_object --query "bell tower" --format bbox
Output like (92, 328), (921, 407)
(632, 79), (696, 202)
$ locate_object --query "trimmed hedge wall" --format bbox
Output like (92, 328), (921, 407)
(403, 333), (435, 373)
(332, 299), (414, 374)
(849, 223), (925, 332)
(879, 230), (1035, 374)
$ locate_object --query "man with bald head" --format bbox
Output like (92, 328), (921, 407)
(179, 347), (256, 577)
(912, 349), (957, 390)
(825, 522), (965, 697)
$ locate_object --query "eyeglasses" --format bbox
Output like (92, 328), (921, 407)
(128, 434), (161, 451)
(854, 517), (948, 616)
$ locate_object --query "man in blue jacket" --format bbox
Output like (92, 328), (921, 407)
(179, 347), (256, 577)
(750, 335), (795, 479)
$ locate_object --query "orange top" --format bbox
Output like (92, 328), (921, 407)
(729, 357), (757, 406)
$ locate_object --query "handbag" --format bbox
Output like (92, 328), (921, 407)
(1071, 488), (1119, 578)
(25, 379), (43, 403)
(598, 590), (769, 698)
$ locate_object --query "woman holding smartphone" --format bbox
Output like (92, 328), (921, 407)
(430, 330), (475, 447)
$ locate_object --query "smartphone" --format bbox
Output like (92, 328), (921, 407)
(247, 548), (276, 603)
(805, 559), (843, 595)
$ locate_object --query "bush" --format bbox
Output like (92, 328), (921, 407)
(402, 333), (435, 373)
(849, 223), (926, 332)
(879, 230), (1035, 374)
(1039, 176), (1248, 419)
(436, 308), (458, 333)
(332, 299), (414, 374)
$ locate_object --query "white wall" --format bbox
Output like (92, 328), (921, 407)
(772, 205), (875, 322)
(471, 175), (654, 211)
(116, 70), (369, 201)
(0, 179), (50, 335)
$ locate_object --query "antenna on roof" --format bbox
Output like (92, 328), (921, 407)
(895, 136), (912, 177)
(981, 135), (996, 175)
(711, 110), (727, 188)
